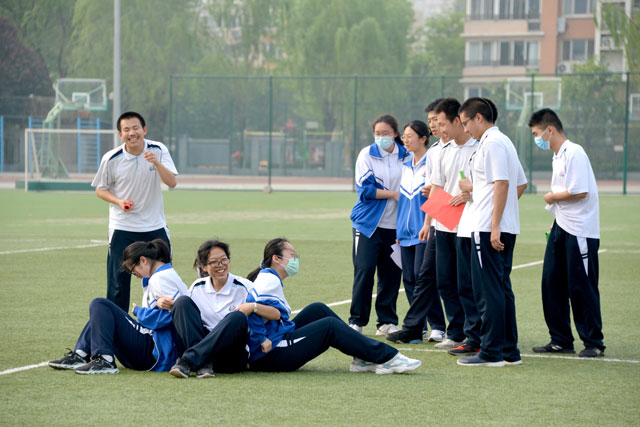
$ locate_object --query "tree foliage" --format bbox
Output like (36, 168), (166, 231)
(598, 3), (640, 73)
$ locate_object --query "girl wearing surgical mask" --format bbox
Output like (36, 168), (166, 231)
(244, 238), (421, 374)
(349, 114), (410, 337)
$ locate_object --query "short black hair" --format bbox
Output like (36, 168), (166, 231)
(459, 97), (498, 123)
(424, 98), (444, 114)
(528, 108), (564, 132)
(434, 98), (461, 123)
(117, 111), (146, 131)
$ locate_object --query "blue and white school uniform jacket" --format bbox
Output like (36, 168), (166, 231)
(396, 152), (428, 247)
(245, 269), (295, 362)
(350, 142), (409, 238)
(132, 263), (188, 372)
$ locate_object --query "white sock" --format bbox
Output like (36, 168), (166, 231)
(75, 349), (88, 358)
(101, 355), (114, 363)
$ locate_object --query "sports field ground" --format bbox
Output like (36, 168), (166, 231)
(1, 190), (638, 426)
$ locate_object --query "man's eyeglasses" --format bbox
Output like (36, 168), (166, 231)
(461, 118), (471, 129)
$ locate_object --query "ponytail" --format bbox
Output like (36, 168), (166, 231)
(247, 237), (289, 282)
(122, 238), (171, 271)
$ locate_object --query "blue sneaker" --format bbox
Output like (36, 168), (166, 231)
(349, 358), (376, 372)
(375, 353), (421, 374)
(457, 354), (505, 367)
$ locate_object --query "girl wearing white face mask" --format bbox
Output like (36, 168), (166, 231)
(244, 238), (421, 374)
(349, 114), (410, 337)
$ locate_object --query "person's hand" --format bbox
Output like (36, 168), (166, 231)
(236, 303), (255, 316)
(392, 191), (399, 202)
(449, 191), (471, 206)
(131, 303), (137, 314)
(143, 150), (159, 166)
(156, 297), (174, 311)
(421, 184), (432, 197)
(543, 192), (555, 205)
(118, 199), (133, 211)
(458, 177), (472, 193)
(260, 338), (272, 353)
(419, 225), (430, 242)
(490, 225), (504, 251)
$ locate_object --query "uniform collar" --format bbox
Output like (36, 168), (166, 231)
(479, 126), (499, 144)
(122, 140), (147, 160)
(141, 263), (172, 288)
(369, 141), (408, 160)
(554, 139), (571, 159)
(205, 273), (234, 295)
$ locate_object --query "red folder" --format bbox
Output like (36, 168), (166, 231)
(420, 188), (465, 231)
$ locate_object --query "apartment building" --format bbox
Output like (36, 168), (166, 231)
(461, 0), (634, 98)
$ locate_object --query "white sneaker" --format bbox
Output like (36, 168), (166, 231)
(349, 357), (376, 372)
(349, 324), (362, 333)
(376, 323), (400, 336)
(375, 352), (421, 374)
(428, 329), (445, 342)
(434, 338), (462, 349)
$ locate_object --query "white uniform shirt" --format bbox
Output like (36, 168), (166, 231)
(466, 127), (527, 235)
(250, 270), (291, 315)
(377, 143), (402, 229)
(188, 273), (254, 332)
(141, 265), (188, 309)
(425, 140), (443, 187)
(431, 137), (478, 233)
(92, 139), (178, 237)
(546, 140), (600, 238)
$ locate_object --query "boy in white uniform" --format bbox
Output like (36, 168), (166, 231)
(430, 98), (480, 353)
(92, 111), (178, 312)
(528, 108), (605, 357)
(456, 98), (527, 367)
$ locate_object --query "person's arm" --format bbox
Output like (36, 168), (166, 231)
(144, 150), (177, 188)
(517, 183), (527, 199)
(236, 302), (281, 320)
(96, 188), (131, 211)
(544, 190), (587, 204)
(376, 189), (399, 201)
(490, 180), (509, 251)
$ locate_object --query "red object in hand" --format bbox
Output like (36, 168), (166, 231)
(124, 203), (132, 211)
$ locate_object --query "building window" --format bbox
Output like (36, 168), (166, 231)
(563, 0), (594, 15)
(466, 87), (490, 99)
(470, 0), (495, 20)
(467, 41), (493, 66)
(497, 40), (539, 66)
(562, 39), (595, 61)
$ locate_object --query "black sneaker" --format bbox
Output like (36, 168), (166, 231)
(170, 357), (192, 378)
(532, 342), (575, 354)
(49, 349), (89, 370)
(579, 347), (605, 358)
(196, 362), (215, 379)
(386, 328), (423, 344)
(448, 342), (480, 356)
(74, 356), (119, 374)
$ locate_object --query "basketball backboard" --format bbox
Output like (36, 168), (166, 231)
(54, 78), (107, 111)
(505, 77), (562, 111)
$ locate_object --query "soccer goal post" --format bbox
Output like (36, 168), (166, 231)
(24, 127), (118, 192)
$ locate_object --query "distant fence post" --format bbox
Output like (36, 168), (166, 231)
(168, 75), (173, 157)
(0, 115), (4, 173)
(622, 71), (630, 195)
(528, 73), (535, 193)
(268, 75), (273, 190)
(352, 75), (358, 192)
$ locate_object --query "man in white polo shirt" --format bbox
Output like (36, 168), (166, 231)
(92, 111), (178, 312)
(528, 108), (605, 358)
(456, 97), (527, 367)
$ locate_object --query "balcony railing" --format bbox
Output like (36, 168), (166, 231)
(465, 58), (540, 67)
(467, 10), (541, 20)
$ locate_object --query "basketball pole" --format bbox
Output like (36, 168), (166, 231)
(112, 0), (121, 149)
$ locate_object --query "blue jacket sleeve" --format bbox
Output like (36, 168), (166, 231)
(133, 305), (173, 330)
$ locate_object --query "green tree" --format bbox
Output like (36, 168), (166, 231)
(598, 3), (640, 73)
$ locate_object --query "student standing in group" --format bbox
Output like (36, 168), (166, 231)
(349, 115), (409, 336)
(246, 238), (421, 374)
(456, 97), (527, 367)
(167, 239), (281, 378)
(92, 111), (178, 312)
(426, 98), (479, 352)
(49, 239), (188, 374)
(387, 100), (447, 344)
(528, 108), (605, 358)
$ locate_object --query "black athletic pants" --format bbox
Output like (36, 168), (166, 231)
(435, 231), (466, 342)
(456, 236), (482, 348)
(470, 232), (520, 362)
(107, 228), (170, 312)
(401, 226), (446, 332)
(75, 298), (156, 370)
(349, 227), (402, 327)
(171, 296), (249, 373)
(541, 221), (604, 351)
(250, 303), (398, 372)
(400, 243), (425, 304)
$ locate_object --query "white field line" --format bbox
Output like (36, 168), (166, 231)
(0, 247), (626, 376)
(0, 240), (108, 255)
